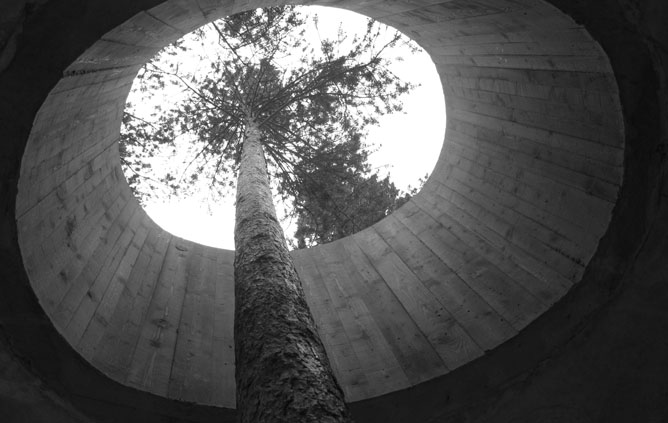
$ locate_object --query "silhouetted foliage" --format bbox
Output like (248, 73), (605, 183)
(293, 170), (427, 248)
(120, 6), (419, 244)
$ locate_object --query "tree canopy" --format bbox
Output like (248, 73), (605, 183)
(120, 6), (422, 247)
(293, 170), (427, 248)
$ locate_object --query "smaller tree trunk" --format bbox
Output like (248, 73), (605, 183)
(234, 120), (353, 423)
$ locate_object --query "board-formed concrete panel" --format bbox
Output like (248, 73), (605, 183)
(16, 0), (624, 409)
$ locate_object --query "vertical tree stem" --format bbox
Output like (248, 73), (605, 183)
(234, 120), (353, 423)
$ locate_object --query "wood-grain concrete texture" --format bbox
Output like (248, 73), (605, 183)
(15, 0), (624, 409)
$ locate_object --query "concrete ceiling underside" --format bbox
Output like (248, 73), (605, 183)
(1, 0), (667, 422)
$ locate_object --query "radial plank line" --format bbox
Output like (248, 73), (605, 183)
(389, 209), (518, 350)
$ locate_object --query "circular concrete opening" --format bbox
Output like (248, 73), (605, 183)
(16, 0), (624, 409)
(118, 6), (446, 250)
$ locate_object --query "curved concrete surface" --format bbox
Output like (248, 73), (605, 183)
(1, 0), (666, 422)
(15, 0), (624, 408)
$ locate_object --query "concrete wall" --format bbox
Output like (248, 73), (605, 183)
(14, 0), (625, 409)
(1, 0), (666, 422)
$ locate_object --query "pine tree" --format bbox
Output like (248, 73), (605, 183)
(120, 7), (415, 422)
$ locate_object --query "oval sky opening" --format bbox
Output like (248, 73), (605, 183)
(121, 5), (446, 250)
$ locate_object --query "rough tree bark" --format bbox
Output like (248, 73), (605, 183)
(233, 120), (353, 423)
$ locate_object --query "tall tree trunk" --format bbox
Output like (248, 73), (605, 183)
(233, 119), (353, 423)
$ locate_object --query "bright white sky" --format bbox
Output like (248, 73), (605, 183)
(131, 6), (445, 250)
